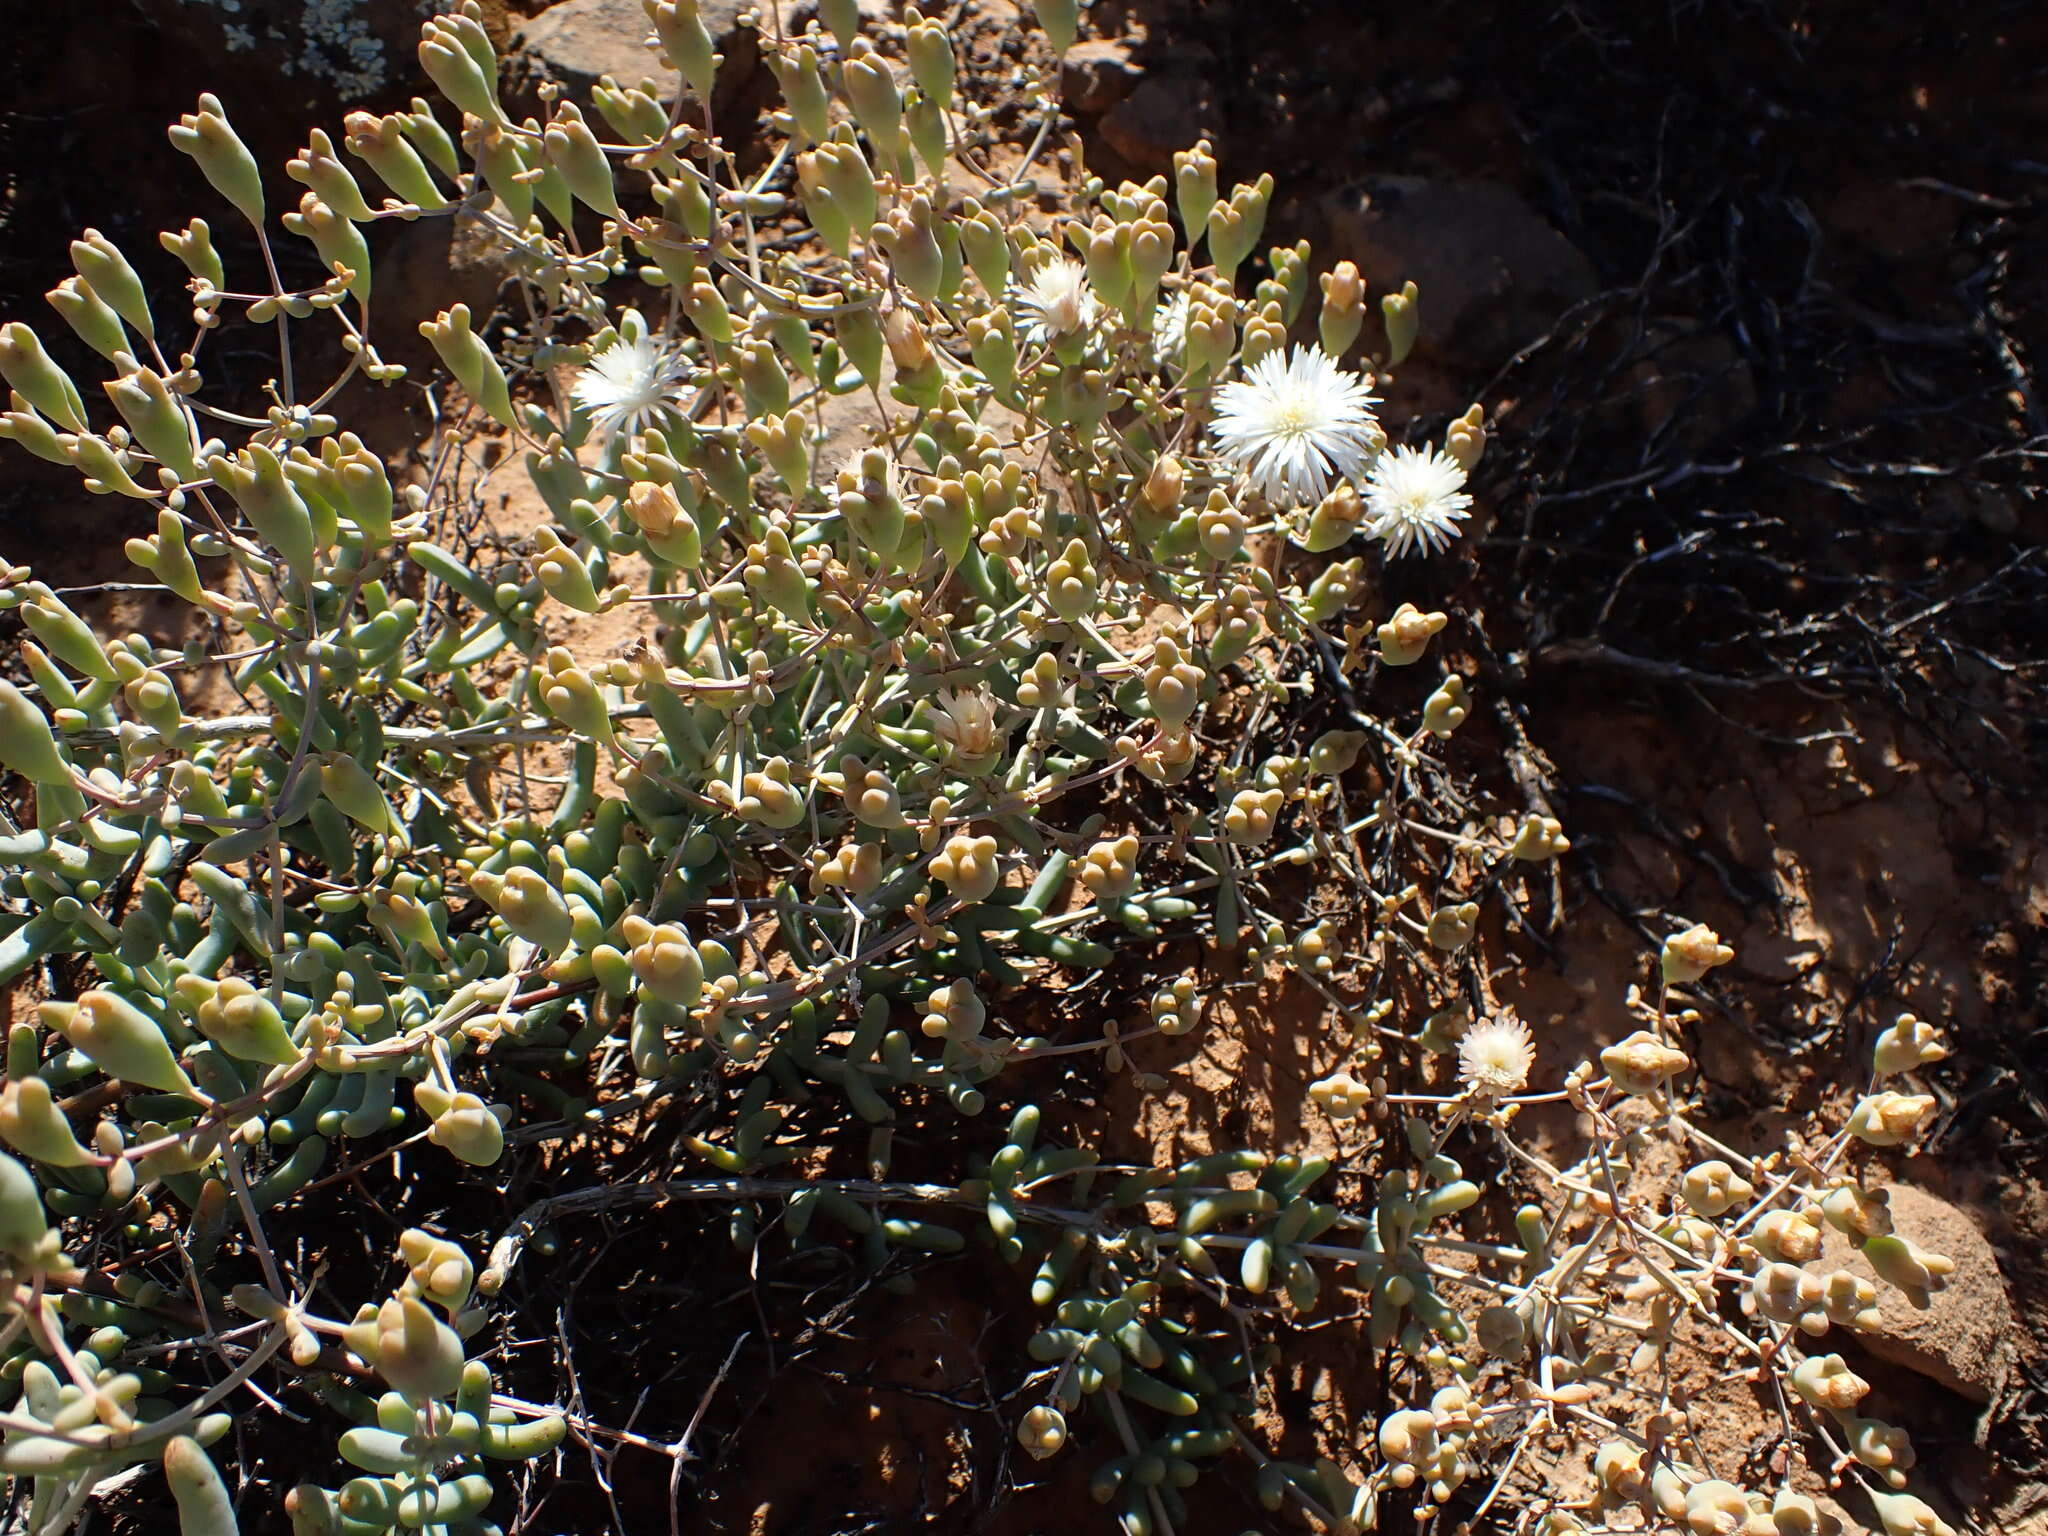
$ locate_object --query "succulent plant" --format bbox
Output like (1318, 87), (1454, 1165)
(0, 1), (1968, 1531)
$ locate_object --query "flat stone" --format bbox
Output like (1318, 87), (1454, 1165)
(1096, 73), (1216, 175)
(1319, 176), (1598, 370)
(514, 0), (760, 109)
(1061, 38), (1142, 115)
(1820, 1182), (2014, 1404)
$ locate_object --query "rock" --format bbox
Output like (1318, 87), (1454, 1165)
(375, 199), (521, 369)
(1319, 177), (1598, 370)
(1061, 39), (1142, 115)
(1820, 1183), (2014, 1404)
(514, 0), (759, 109)
(1096, 74), (1216, 175)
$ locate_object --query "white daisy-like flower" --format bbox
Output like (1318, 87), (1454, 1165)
(1364, 445), (1474, 560)
(1013, 258), (1100, 344)
(1152, 290), (1190, 368)
(1210, 344), (1380, 506)
(571, 334), (691, 438)
(1457, 1013), (1535, 1098)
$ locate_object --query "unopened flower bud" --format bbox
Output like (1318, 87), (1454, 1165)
(1422, 675), (1468, 738)
(370, 1292), (467, 1399)
(1223, 786), (1283, 844)
(1679, 1160), (1754, 1218)
(168, 93), (266, 225)
(1381, 279), (1419, 364)
(1508, 814), (1570, 861)
(1318, 259), (1365, 357)
(930, 833), (1000, 902)
(1445, 404), (1486, 471)
(1308, 1070), (1372, 1119)
(921, 980), (986, 1041)
(1426, 901), (1480, 952)
(1790, 1354), (1868, 1413)
(1078, 835), (1141, 902)
(1018, 1403), (1065, 1460)
(1303, 481), (1364, 552)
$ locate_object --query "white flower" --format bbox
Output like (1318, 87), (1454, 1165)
(931, 687), (1004, 766)
(1210, 344), (1380, 506)
(1364, 445), (1473, 559)
(572, 334), (691, 438)
(1153, 291), (1190, 368)
(1458, 1013), (1534, 1098)
(1013, 258), (1099, 343)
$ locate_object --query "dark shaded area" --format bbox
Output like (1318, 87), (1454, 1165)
(1110, 0), (2048, 774)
